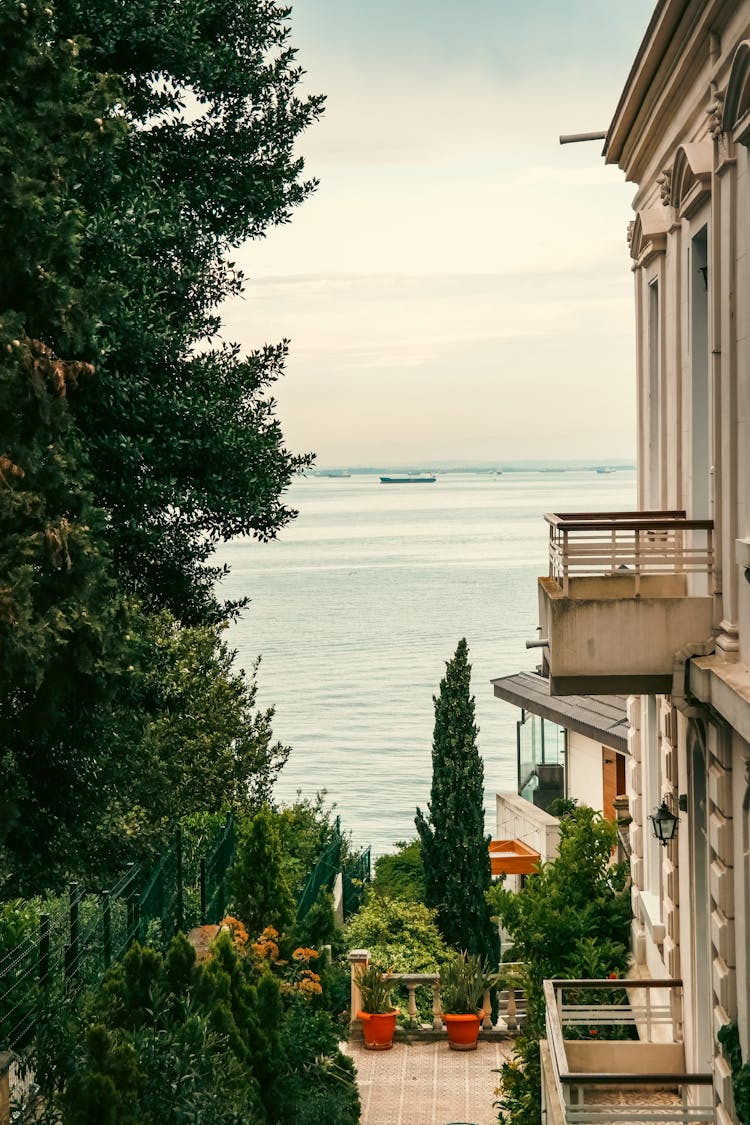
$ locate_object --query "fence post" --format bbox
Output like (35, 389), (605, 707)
(199, 858), (207, 925)
(175, 828), (184, 935)
(126, 888), (137, 948)
(65, 883), (80, 987)
(38, 914), (50, 987)
(102, 891), (112, 970)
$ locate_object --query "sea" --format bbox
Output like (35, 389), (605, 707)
(217, 468), (637, 860)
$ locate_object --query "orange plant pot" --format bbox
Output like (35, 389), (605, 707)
(443, 1011), (483, 1051)
(358, 1009), (398, 1051)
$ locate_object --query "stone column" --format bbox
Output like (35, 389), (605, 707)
(348, 948), (369, 1039)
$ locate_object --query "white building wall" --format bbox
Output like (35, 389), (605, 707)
(606, 6), (750, 1114)
(566, 731), (605, 813)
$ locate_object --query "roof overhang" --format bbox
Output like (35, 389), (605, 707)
(489, 838), (541, 877)
(605, 0), (703, 179)
(491, 671), (629, 753)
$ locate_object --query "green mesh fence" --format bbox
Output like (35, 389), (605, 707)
(296, 835), (342, 921)
(202, 815), (235, 925)
(342, 846), (371, 919)
(0, 819), (237, 1056)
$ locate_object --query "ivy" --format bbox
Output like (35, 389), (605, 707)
(718, 1021), (750, 1125)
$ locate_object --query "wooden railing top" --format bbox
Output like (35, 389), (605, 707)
(549, 977), (683, 989)
(544, 511), (713, 533)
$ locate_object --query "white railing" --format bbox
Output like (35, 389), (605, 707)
(543, 979), (715, 1124)
(545, 511), (714, 597)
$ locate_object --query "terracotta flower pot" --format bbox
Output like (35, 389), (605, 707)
(358, 1008), (398, 1050)
(443, 1010), (483, 1051)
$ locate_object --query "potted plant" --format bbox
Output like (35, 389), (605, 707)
(356, 963), (398, 1050)
(439, 951), (501, 1051)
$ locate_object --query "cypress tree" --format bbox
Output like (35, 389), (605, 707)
(230, 805), (296, 937)
(415, 638), (500, 966)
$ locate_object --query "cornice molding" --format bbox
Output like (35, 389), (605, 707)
(630, 206), (670, 265)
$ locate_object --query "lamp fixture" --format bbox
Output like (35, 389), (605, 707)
(649, 799), (679, 846)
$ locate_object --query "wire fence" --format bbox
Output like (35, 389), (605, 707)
(296, 835), (343, 921)
(1, 815), (372, 1067)
(0, 819), (235, 1058)
(342, 847), (371, 919)
(296, 827), (372, 924)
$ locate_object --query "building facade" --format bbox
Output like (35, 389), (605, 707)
(538, 3), (750, 1121)
(608, 5), (750, 1117)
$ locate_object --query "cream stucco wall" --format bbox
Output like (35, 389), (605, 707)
(606, 4), (750, 1115)
(566, 730), (606, 813)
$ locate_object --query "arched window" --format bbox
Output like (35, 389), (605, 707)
(722, 40), (750, 144)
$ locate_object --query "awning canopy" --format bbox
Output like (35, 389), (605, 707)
(489, 838), (541, 877)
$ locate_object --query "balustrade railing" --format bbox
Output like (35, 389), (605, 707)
(347, 950), (525, 1036)
(544, 511), (714, 597)
(543, 978), (715, 1124)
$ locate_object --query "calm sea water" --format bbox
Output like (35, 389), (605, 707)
(217, 470), (636, 857)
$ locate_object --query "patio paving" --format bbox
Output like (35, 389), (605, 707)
(342, 1038), (513, 1125)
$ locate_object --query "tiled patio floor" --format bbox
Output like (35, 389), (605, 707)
(342, 1039), (513, 1125)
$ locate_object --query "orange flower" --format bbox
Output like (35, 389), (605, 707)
(292, 947), (319, 962)
(218, 916), (249, 950)
(251, 935), (280, 962)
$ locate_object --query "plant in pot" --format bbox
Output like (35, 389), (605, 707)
(439, 951), (501, 1051)
(356, 963), (398, 1050)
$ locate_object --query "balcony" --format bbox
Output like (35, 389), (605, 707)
(538, 512), (715, 696)
(541, 978), (715, 1124)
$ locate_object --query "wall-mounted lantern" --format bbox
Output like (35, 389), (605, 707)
(649, 799), (679, 846)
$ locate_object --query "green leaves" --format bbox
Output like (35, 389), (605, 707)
(47, 0), (323, 622)
(0, 0), (320, 894)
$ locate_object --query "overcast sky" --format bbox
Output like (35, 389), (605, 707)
(221, 1), (656, 467)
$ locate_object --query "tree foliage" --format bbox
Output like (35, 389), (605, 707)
(0, 0), (322, 889)
(490, 805), (631, 1125)
(345, 895), (450, 976)
(230, 805), (296, 936)
(51, 0), (325, 624)
(33, 930), (359, 1125)
(371, 838), (425, 902)
(415, 639), (499, 965)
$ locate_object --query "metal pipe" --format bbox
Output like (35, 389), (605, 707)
(525, 639), (549, 649)
(559, 131), (606, 145)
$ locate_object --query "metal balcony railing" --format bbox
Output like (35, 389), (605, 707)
(543, 978), (715, 1124)
(545, 511), (714, 597)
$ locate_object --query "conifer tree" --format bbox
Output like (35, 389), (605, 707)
(415, 639), (500, 966)
(230, 805), (295, 936)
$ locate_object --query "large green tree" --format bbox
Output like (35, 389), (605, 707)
(415, 639), (500, 966)
(0, 0), (322, 890)
(52, 0), (324, 625)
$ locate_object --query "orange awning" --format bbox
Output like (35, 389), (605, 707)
(488, 838), (540, 876)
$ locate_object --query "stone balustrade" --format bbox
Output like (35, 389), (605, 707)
(348, 949), (525, 1041)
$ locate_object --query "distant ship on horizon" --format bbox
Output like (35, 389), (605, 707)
(380, 473), (437, 484)
(318, 469), (351, 478)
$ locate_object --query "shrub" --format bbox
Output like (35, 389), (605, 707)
(371, 839), (425, 902)
(490, 805), (631, 1124)
(345, 895), (449, 974)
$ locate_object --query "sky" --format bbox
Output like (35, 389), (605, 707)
(221, 1), (657, 467)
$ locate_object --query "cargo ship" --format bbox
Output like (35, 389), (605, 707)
(379, 473), (437, 484)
